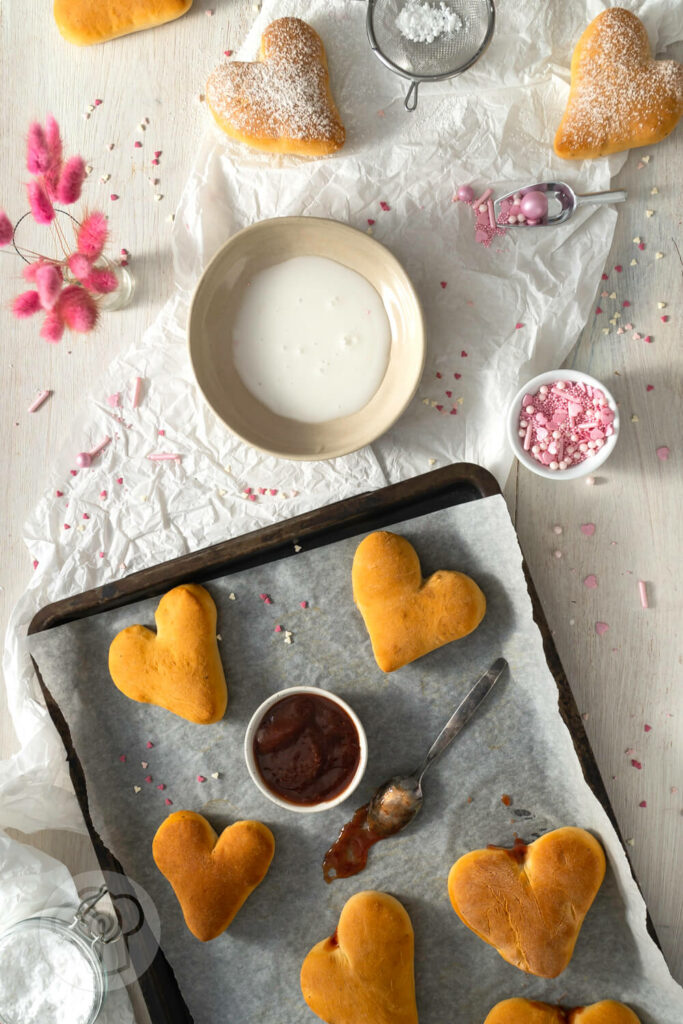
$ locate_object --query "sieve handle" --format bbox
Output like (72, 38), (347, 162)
(405, 81), (420, 111)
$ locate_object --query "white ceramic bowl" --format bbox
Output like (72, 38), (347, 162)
(244, 686), (368, 813)
(506, 369), (619, 480)
(188, 216), (425, 461)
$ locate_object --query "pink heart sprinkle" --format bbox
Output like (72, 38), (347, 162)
(258, 487), (266, 495)
(454, 373), (462, 380)
(644, 724), (652, 732)
(450, 408), (457, 415)
(631, 759), (642, 769)
(624, 323), (633, 330)
(117, 477), (123, 485)
(99, 552), (104, 558)
(515, 322), (524, 329)
(638, 800), (647, 808)
(64, 523), (71, 530)
(151, 158), (159, 166)
(435, 405), (443, 412)
(622, 300), (630, 307)
(581, 523), (596, 536)
(461, 350), (468, 358)
(367, 218), (375, 226)
(119, 754), (126, 762)
(633, 332), (642, 341)
(595, 621), (609, 636)
(94, 99), (102, 106)
(197, 775), (206, 783)
(435, 372), (442, 379)
(259, 593), (268, 601)
(145, 775), (153, 783)
(445, 390), (452, 398)
(595, 307), (602, 315)
(32, 559), (39, 569)
(264, 597), (273, 605)
(584, 574), (598, 589)
(601, 273), (608, 280)
(158, 429), (165, 436)
(82, 513), (90, 520)
(165, 798), (173, 806)
(70, 470), (78, 476)
(644, 335), (652, 344)
(56, 490), (63, 497)
(100, 490), (107, 498)
(536, 427), (548, 440)
(661, 315), (669, 323)
(614, 265), (622, 272)
(274, 625), (282, 632)
(568, 403), (582, 417)
(646, 385), (654, 392)
(157, 784), (165, 791)
(110, 194), (119, 201)
(440, 281), (447, 289)
(380, 201), (390, 211)
(146, 741), (154, 749)
(638, 242), (645, 250)
(269, 489), (278, 496)
(154, 151), (162, 158)
(300, 600), (308, 608)
(656, 446), (670, 461)
(248, 494), (257, 501)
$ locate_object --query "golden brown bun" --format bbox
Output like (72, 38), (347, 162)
(448, 827), (606, 978)
(352, 530), (486, 672)
(152, 811), (274, 941)
(54, 0), (193, 45)
(554, 8), (683, 159)
(484, 999), (641, 1024)
(206, 17), (345, 157)
(300, 891), (418, 1024)
(108, 584), (227, 724)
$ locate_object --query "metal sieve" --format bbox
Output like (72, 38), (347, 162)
(366, 0), (496, 110)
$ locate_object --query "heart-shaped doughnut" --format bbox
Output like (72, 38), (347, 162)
(448, 827), (606, 977)
(54, 0), (193, 46)
(484, 999), (641, 1024)
(352, 531), (486, 672)
(300, 891), (418, 1024)
(108, 584), (227, 724)
(152, 811), (275, 941)
(206, 17), (345, 157)
(554, 8), (683, 159)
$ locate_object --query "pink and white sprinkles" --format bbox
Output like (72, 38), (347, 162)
(517, 380), (615, 471)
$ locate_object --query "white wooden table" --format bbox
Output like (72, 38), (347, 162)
(1, 2), (681, 1016)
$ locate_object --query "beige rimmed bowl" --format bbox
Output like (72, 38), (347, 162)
(187, 217), (425, 460)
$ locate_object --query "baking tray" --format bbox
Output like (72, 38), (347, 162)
(28, 463), (654, 1023)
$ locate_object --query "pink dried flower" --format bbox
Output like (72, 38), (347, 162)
(40, 310), (65, 343)
(67, 252), (93, 281)
(26, 122), (51, 175)
(12, 290), (42, 318)
(56, 156), (86, 205)
(44, 115), (63, 193)
(27, 179), (55, 224)
(58, 284), (98, 333)
(0, 211), (13, 247)
(22, 258), (56, 283)
(84, 268), (118, 294)
(77, 212), (108, 258)
(35, 263), (62, 309)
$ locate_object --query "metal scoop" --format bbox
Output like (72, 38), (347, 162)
(366, 657), (507, 836)
(494, 181), (627, 227)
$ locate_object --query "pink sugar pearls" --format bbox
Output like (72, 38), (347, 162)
(516, 379), (616, 472)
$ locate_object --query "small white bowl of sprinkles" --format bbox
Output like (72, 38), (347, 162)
(506, 370), (619, 480)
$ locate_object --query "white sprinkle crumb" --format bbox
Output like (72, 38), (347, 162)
(642, 155), (651, 164)
(657, 301), (667, 309)
(609, 291), (616, 299)
(85, 164), (93, 175)
(397, 1), (462, 44)
(553, 525), (563, 535)
(141, 761), (148, 768)
(86, 104), (95, 113)
(633, 236), (641, 243)
(133, 786), (141, 794)
(585, 475), (596, 486)
(284, 636), (293, 645)
(211, 772), (220, 780)
(294, 544), (302, 553)
(569, 618), (575, 625)
(650, 186), (658, 194)
(137, 123), (146, 132)
(216, 633), (222, 642)
(626, 837), (635, 846)
(106, 143), (115, 151)
(166, 214), (175, 223)
(630, 259), (638, 266)
(428, 458), (436, 466)
(154, 194), (164, 202)
(553, 550), (562, 559)
(655, 252), (664, 259)
(646, 209), (654, 217)
(99, 174), (110, 183)
(228, 592), (236, 601)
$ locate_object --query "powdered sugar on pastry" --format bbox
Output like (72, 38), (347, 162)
(555, 8), (683, 160)
(206, 18), (345, 157)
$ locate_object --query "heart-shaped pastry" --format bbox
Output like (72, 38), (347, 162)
(448, 827), (606, 978)
(108, 584), (227, 724)
(206, 17), (345, 157)
(352, 531), (486, 672)
(54, 0), (193, 46)
(152, 811), (275, 941)
(484, 999), (641, 1024)
(554, 8), (683, 159)
(300, 891), (418, 1024)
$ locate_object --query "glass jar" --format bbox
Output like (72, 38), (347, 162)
(0, 886), (120, 1024)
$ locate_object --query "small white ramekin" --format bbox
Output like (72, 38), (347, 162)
(506, 369), (620, 480)
(244, 686), (368, 813)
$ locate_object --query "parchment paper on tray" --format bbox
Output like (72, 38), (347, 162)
(29, 496), (683, 1023)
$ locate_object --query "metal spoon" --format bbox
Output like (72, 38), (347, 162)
(366, 657), (508, 836)
(494, 181), (627, 227)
